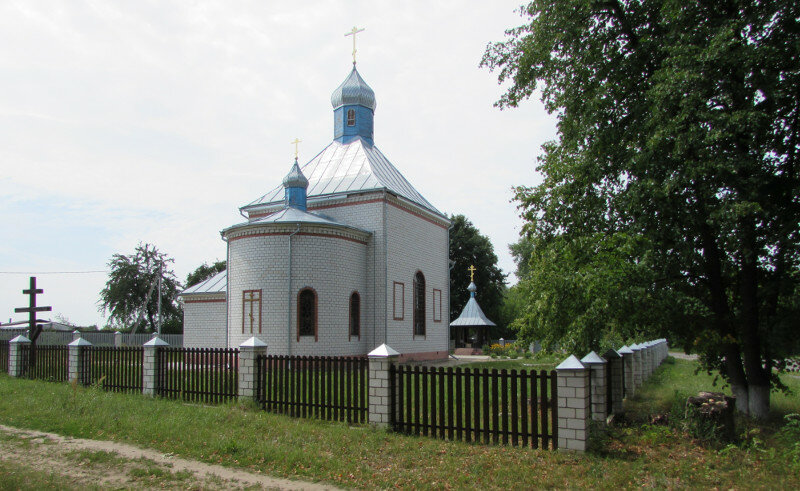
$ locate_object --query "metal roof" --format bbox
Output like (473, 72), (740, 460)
(181, 270), (227, 295)
(282, 160), (309, 188)
(243, 138), (443, 217)
(330, 66), (376, 111)
(450, 297), (496, 327)
(223, 207), (371, 235)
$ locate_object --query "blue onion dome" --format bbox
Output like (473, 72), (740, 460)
(331, 66), (377, 111)
(282, 160), (308, 189)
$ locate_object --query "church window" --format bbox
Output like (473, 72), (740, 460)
(242, 290), (262, 334)
(413, 272), (426, 336)
(347, 108), (356, 126)
(349, 292), (360, 339)
(297, 288), (318, 341)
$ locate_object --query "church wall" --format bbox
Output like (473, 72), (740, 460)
(310, 195), (385, 351)
(226, 227), (368, 355)
(384, 201), (449, 359)
(182, 297), (227, 348)
(288, 234), (367, 356)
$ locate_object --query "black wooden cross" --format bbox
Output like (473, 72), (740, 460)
(14, 276), (52, 345)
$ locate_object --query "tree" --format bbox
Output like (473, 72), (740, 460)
(99, 243), (183, 333)
(449, 214), (508, 337)
(186, 260), (226, 288)
(482, 1), (800, 416)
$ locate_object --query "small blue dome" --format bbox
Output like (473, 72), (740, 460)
(282, 160), (308, 189)
(331, 66), (376, 112)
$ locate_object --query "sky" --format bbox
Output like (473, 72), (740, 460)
(0, 1), (556, 328)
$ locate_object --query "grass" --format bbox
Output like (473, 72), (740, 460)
(0, 359), (799, 489)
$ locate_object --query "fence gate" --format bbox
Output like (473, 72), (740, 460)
(391, 366), (558, 449)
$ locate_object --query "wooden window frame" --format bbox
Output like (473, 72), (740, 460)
(242, 289), (262, 334)
(297, 287), (318, 342)
(413, 271), (426, 337)
(349, 291), (360, 340)
(393, 281), (405, 320)
(346, 108), (356, 126)
(433, 288), (442, 323)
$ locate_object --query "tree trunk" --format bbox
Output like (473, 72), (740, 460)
(731, 383), (749, 414)
(748, 385), (770, 419)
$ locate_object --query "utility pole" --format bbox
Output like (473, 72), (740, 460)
(157, 262), (163, 336)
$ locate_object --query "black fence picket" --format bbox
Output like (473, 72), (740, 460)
(0, 340), (8, 373)
(391, 365), (558, 449)
(255, 355), (368, 424)
(156, 347), (238, 404)
(86, 346), (144, 392)
(20, 344), (68, 382)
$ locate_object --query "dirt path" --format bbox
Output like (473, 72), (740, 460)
(0, 424), (343, 490)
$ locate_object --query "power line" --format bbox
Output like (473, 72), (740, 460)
(0, 270), (108, 275)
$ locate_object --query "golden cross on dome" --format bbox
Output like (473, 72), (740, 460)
(345, 26), (365, 64)
(468, 265), (477, 282)
(291, 138), (302, 159)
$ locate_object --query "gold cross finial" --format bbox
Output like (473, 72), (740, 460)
(291, 138), (302, 159)
(344, 26), (365, 65)
(468, 265), (477, 282)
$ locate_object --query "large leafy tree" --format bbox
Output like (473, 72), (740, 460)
(99, 243), (183, 333)
(449, 214), (507, 336)
(186, 260), (226, 288)
(482, 0), (800, 416)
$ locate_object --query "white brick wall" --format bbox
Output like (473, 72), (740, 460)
(183, 295), (227, 348)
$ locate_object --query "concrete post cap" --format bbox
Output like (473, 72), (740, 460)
(9, 335), (31, 344)
(68, 338), (93, 347)
(368, 344), (400, 358)
(239, 336), (268, 348)
(556, 354), (585, 370)
(580, 351), (607, 365)
(143, 336), (169, 347)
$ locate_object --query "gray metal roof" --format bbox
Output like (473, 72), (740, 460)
(330, 66), (376, 111)
(243, 139), (443, 217)
(450, 297), (496, 327)
(181, 270), (227, 295)
(223, 206), (371, 235)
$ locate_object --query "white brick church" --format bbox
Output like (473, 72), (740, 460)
(179, 64), (450, 361)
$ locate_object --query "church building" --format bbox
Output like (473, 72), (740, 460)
(180, 63), (451, 361)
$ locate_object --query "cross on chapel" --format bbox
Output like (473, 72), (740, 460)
(291, 138), (302, 159)
(468, 265), (477, 283)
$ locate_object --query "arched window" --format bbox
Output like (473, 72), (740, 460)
(413, 271), (426, 336)
(349, 292), (360, 339)
(297, 288), (317, 341)
(347, 108), (356, 126)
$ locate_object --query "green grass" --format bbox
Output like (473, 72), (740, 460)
(0, 359), (799, 489)
(0, 459), (93, 491)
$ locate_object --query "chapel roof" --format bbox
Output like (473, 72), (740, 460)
(222, 206), (371, 236)
(450, 296), (496, 327)
(181, 270), (227, 296)
(241, 138), (444, 217)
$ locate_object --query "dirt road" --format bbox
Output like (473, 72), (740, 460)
(0, 424), (342, 490)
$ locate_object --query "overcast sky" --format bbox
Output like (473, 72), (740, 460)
(0, 1), (555, 328)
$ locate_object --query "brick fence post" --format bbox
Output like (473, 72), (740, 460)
(367, 344), (399, 429)
(68, 337), (92, 386)
(630, 344), (644, 388)
(238, 337), (268, 402)
(603, 348), (624, 415)
(618, 345), (634, 397)
(644, 341), (654, 378)
(114, 331), (123, 347)
(556, 355), (591, 451)
(142, 336), (169, 396)
(8, 335), (30, 377)
(581, 351), (608, 423)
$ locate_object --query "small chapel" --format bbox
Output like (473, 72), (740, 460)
(179, 55), (451, 361)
